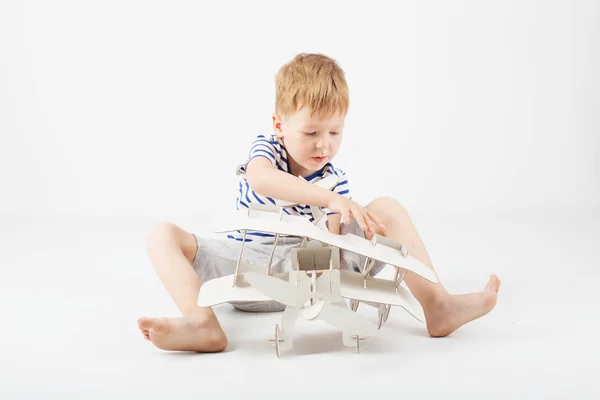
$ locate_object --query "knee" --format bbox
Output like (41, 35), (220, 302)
(146, 222), (179, 254)
(366, 196), (409, 222)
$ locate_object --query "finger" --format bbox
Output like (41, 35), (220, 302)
(358, 209), (376, 233)
(341, 208), (350, 225)
(364, 212), (381, 232)
(366, 209), (386, 229)
(365, 214), (378, 233)
(351, 207), (369, 232)
(354, 208), (377, 232)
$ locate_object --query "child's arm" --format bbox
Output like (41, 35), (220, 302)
(245, 157), (337, 209)
(246, 156), (385, 233)
(326, 213), (342, 235)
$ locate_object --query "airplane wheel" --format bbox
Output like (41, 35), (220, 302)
(351, 335), (365, 354)
(274, 324), (281, 358)
(268, 324), (283, 358)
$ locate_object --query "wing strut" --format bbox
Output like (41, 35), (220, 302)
(266, 233), (280, 275)
(361, 257), (376, 288)
(234, 204), (286, 286)
(233, 228), (248, 287)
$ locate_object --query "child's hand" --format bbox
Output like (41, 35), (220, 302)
(326, 195), (386, 234)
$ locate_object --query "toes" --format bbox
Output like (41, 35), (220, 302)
(138, 317), (154, 330)
(149, 318), (169, 335)
(138, 317), (170, 336)
(486, 275), (501, 292)
(138, 320), (152, 341)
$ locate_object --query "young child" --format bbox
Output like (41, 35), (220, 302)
(138, 53), (501, 352)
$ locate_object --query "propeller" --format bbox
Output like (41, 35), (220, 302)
(244, 271), (379, 337)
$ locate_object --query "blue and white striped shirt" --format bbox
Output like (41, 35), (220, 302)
(229, 134), (351, 242)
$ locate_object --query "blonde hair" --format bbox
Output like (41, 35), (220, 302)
(275, 53), (349, 120)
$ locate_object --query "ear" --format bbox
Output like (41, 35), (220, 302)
(272, 113), (284, 138)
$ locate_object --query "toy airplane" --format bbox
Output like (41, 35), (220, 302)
(197, 174), (438, 357)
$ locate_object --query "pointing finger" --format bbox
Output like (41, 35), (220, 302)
(351, 207), (369, 232)
(366, 209), (386, 229)
(341, 208), (350, 225)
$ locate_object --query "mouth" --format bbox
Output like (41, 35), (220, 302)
(312, 156), (327, 163)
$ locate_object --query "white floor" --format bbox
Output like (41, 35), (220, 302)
(1, 209), (599, 399)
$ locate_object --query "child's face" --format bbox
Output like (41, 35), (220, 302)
(273, 106), (345, 178)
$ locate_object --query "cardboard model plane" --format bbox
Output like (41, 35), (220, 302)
(197, 174), (438, 357)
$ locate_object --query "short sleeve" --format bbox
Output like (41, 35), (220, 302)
(236, 135), (278, 176)
(322, 171), (351, 215)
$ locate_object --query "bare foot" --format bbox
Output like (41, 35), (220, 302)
(137, 313), (227, 352)
(424, 274), (501, 337)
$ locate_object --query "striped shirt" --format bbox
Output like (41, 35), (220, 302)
(229, 134), (351, 242)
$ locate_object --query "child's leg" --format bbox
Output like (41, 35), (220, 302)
(137, 222), (227, 352)
(363, 197), (501, 337)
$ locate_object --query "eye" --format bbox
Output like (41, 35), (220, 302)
(304, 132), (317, 136)
(330, 132), (340, 135)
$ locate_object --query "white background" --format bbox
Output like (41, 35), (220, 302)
(2, 0), (598, 219)
(1, 1), (599, 398)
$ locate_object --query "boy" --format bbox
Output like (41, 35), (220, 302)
(138, 53), (500, 352)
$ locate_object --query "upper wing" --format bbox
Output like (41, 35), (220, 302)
(211, 209), (438, 283)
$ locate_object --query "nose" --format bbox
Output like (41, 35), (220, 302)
(316, 134), (329, 149)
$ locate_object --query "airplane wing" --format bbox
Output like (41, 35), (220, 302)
(338, 270), (425, 322)
(197, 272), (289, 307)
(211, 210), (438, 283)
